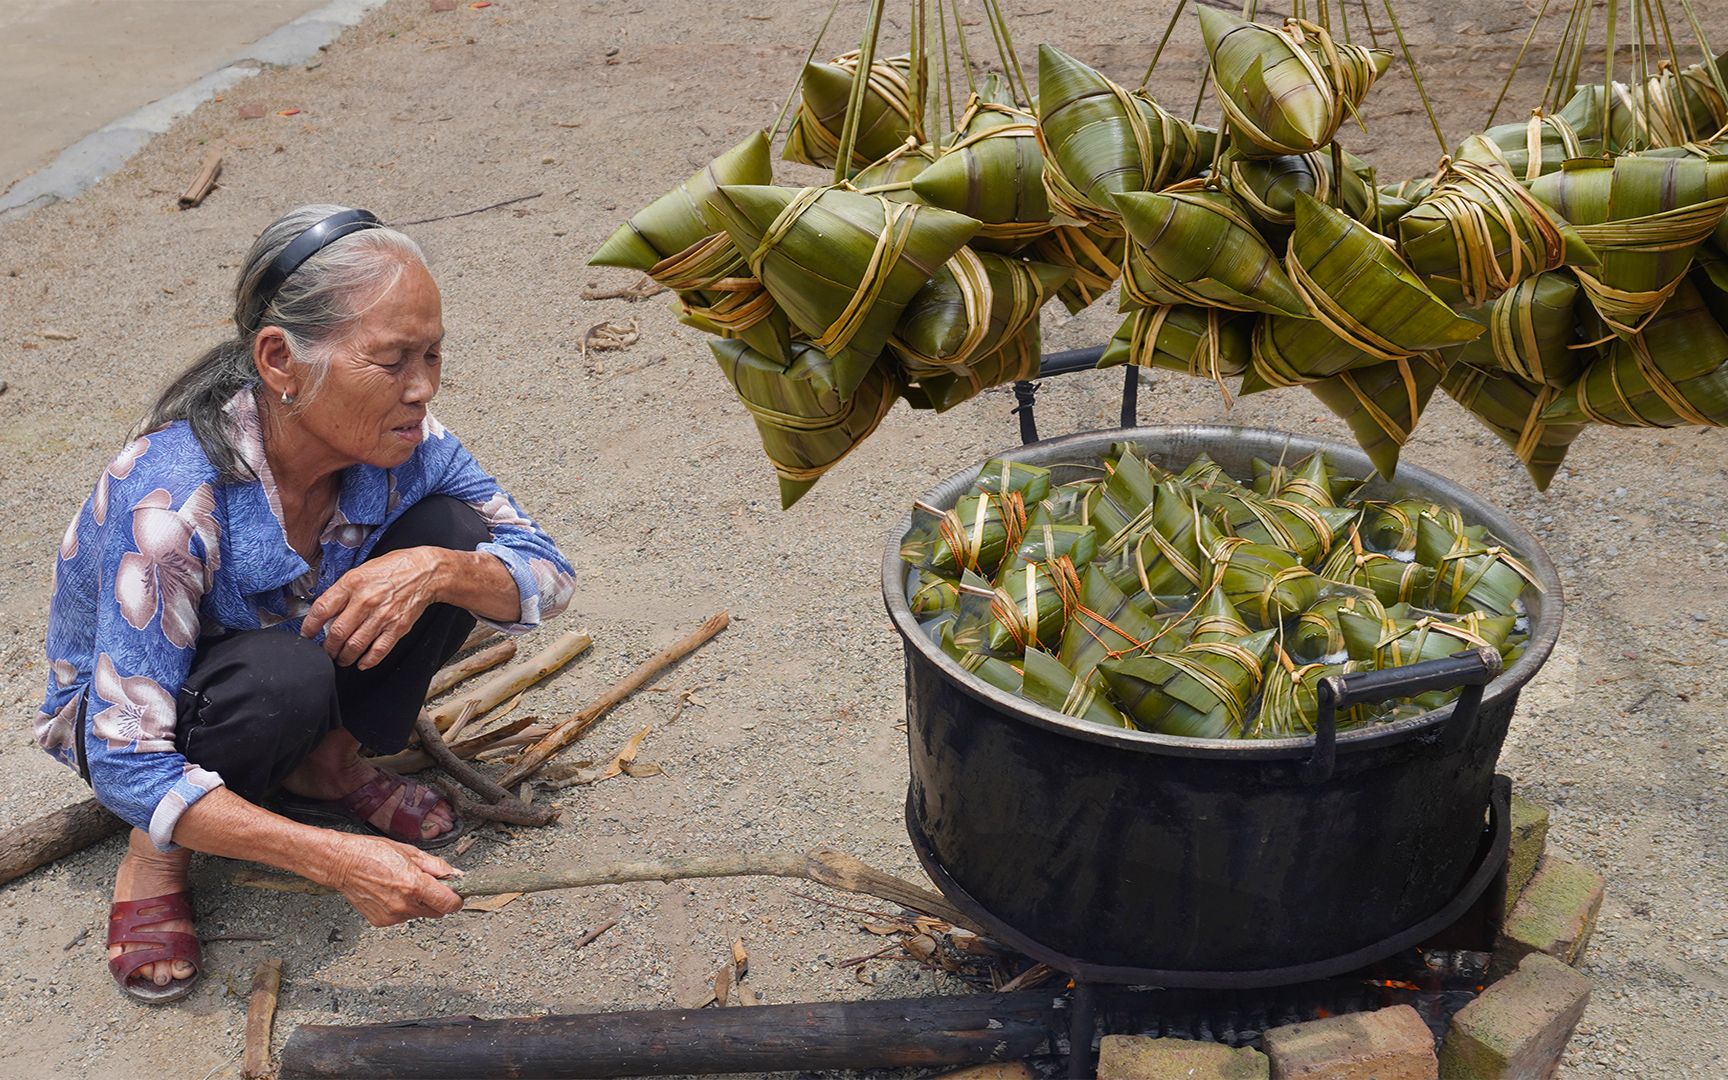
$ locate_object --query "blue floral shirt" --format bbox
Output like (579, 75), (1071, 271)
(36, 391), (576, 849)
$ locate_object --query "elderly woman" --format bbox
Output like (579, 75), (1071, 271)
(35, 205), (576, 1003)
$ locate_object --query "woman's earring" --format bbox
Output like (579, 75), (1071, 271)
(281, 390), (294, 405)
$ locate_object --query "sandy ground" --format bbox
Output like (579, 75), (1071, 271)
(1, 1), (1726, 1077)
(0, 0), (328, 192)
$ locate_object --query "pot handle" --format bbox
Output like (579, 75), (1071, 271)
(1302, 647), (1503, 784)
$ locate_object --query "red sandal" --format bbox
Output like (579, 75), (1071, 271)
(107, 892), (201, 1004)
(276, 769), (466, 850)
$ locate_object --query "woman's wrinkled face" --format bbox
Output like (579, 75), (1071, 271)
(298, 258), (444, 469)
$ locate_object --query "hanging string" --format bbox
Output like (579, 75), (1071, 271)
(1632, 0), (1650, 152)
(981, 0), (1032, 107)
(1647, 0), (1691, 141)
(948, 0), (978, 96)
(936, 0), (958, 130)
(1380, 0), (1449, 153)
(770, 0), (845, 143)
(1676, 0), (1728, 120)
(1541, 0), (1586, 114)
(1601, 0), (1619, 154)
(1485, 0), (1556, 129)
(833, 0), (889, 184)
(910, 0), (929, 144)
(1356, 0), (1381, 47)
(1561, 0), (1595, 121)
(1336, 0), (1352, 45)
(1139, 0), (1191, 89)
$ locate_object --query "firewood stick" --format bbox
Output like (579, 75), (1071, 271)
(231, 848), (980, 933)
(426, 640), (517, 700)
(499, 612), (727, 787)
(178, 148), (223, 209)
(429, 779), (557, 826)
(430, 630), (592, 733)
(413, 711), (555, 826)
(241, 957), (284, 1079)
(367, 714), (540, 774)
(0, 796), (127, 888)
(440, 700), (485, 746)
(459, 625), (503, 653)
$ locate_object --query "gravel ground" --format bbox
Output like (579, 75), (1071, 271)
(0, 1), (1724, 1077)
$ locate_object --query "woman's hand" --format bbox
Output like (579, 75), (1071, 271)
(301, 548), (446, 669)
(320, 832), (464, 926)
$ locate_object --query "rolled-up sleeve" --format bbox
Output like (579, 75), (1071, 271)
(82, 475), (225, 850)
(427, 434), (576, 634)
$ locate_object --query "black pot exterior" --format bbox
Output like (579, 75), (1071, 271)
(887, 427), (1562, 975)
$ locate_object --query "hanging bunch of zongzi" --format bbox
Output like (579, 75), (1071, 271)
(912, 91), (1055, 251)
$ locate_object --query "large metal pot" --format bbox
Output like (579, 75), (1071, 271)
(884, 427), (1562, 980)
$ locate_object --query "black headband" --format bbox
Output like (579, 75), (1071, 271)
(252, 208), (383, 317)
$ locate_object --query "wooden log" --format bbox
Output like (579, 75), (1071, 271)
(177, 148), (223, 208)
(426, 639), (517, 700)
(0, 797), (127, 888)
(499, 612), (727, 787)
(242, 957), (284, 1079)
(458, 625), (504, 654)
(430, 629), (592, 733)
(279, 991), (1061, 1079)
(229, 848), (981, 933)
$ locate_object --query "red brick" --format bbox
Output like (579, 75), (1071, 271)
(1440, 953), (1591, 1080)
(1097, 1035), (1269, 1080)
(1263, 1004), (1438, 1080)
(1494, 855), (1604, 976)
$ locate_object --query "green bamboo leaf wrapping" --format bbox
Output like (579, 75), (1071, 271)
(900, 490), (1035, 579)
(1098, 306), (1251, 385)
(983, 556), (1086, 656)
(1022, 648), (1133, 729)
(1318, 532), (1438, 606)
(1036, 45), (1214, 224)
(1004, 523), (1099, 575)
(1528, 156), (1728, 338)
(891, 250), (1070, 391)
(1451, 272), (1586, 386)
(1198, 487), (1358, 565)
(1199, 518), (1323, 629)
(1305, 352), (1451, 480)
(1251, 650), (1371, 737)
(911, 567), (962, 622)
(1398, 143), (1596, 309)
(913, 95), (1054, 251)
(1472, 111), (1584, 182)
(591, 132), (793, 364)
(852, 141), (938, 203)
(1340, 605), (1517, 708)
(708, 184), (980, 402)
(1084, 447), (1167, 543)
(939, 623), (1024, 694)
(1241, 312), (1384, 394)
(1287, 193), (1485, 359)
(1289, 591), (1386, 663)
(784, 52), (921, 171)
(1114, 182), (1310, 316)
(1026, 222), (1129, 314)
(1058, 565), (1168, 678)
(1543, 278), (1728, 427)
(1440, 363), (1585, 491)
(1358, 498), (1464, 555)
(1414, 514), (1540, 617)
(1098, 627), (1277, 738)
(1249, 452), (1361, 507)
(1095, 482), (1215, 601)
(592, 132), (773, 269)
(1198, 8), (1391, 158)
(712, 339), (898, 508)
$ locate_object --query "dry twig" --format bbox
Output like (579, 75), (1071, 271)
(579, 276), (666, 302)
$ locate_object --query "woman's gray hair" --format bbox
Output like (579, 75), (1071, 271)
(141, 203), (427, 481)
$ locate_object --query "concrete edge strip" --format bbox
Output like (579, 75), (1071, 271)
(0, 0), (392, 219)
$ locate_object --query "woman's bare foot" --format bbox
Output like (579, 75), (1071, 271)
(109, 829), (197, 988)
(280, 728), (455, 841)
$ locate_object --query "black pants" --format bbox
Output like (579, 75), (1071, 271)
(172, 496), (487, 803)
